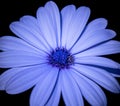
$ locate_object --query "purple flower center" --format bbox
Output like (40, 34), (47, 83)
(48, 48), (74, 69)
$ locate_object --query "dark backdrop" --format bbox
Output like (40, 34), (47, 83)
(0, 0), (120, 106)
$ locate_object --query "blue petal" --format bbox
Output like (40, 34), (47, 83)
(0, 68), (23, 90)
(0, 51), (46, 68)
(61, 4), (76, 47)
(0, 36), (41, 53)
(30, 67), (59, 106)
(71, 29), (116, 54)
(20, 15), (51, 51)
(75, 40), (120, 56)
(10, 21), (50, 52)
(82, 18), (108, 35)
(61, 69), (84, 106)
(5, 64), (49, 94)
(75, 56), (120, 77)
(75, 56), (120, 69)
(61, 6), (90, 49)
(45, 1), (61, 47)
(45, 71), (61, 106)
(72, 64), (120, 93)
(37, 1), (60, 49)
(97, 67), (120, 77)
(71, 70), (107, 106)
(20, 15), (40, 32)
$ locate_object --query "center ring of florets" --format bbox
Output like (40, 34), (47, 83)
(48, 47), (74, 69)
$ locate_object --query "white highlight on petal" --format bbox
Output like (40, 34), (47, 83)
(72, 64), (120, 93)
(5, 64), (50, 94)
(75, 56), (120, 69)
(75, 40), (120, 56)
(61, 69), (84, 106)
(0, 51), (46, 68)
(61, 6), (90, 49)
(71, 29), (116, 54)
(70, 70), (107, 106)
(30, 67), (59, 106)
(37, 1), (60, 49)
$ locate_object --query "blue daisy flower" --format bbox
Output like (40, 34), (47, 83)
(0, 1), (120, 106)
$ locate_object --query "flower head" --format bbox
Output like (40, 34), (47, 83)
(0, 1), (120, 106)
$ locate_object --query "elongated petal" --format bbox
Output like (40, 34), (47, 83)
(61, 69), (84, 106)
(103, 68), (120, 77)
(70, 70), (107, 106)
(75, 40), (120, 56)
(10, 21), (50, 52)
(72, 64), (120, 93)
(0, 51), (46, 68)
(75, 56), (120, 69)
(37, 1), (60, 49)
(0, 36), (41, 53)
(20, 15), (51, 51)
(30, 67), (59, 106)
(0, 68), (24, 90)
(5, 64), (50, 94)
(20, 15), (40, 32)
(71, 29), (116, 53)
(45, 71), (61, 106)
(62, 6), (90, 49)
(75, 55), (120, 77)
(82, 18), (108, 36)
(61, 5), (76, 47)
(45, 1), (61, 47)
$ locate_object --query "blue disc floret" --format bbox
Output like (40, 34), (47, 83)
(48, 48), (74, 69)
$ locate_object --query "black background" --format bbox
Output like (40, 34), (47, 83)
(0, 0), (120, 106)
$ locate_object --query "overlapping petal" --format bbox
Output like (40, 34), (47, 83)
(5, 64), (50, 94)
(75, 40), (120, 56)
(101, 67), (120, 77)
(45, 71), (61, 106)
(61, 69), (84, 106)
(70, 70), (107, 106)
(71, 29), (116, 53)
(75, 56), (120, 69)
(0, 51), (46, 68)
(0, 68), (24, 90)
(75, 56), (120, 77)
(70, 18), (108, 51)
(72, 64), (120, 93)
(20, 15), (40, 32)
(30, 67), (59, 106)
(61, 5), (90, 49)
(83, 18), (108, 33)
(0, 36), (41, 53)
(37, 1), (60, 49)
(10, 21), (50, 52)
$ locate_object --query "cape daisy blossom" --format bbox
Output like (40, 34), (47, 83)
(0, 1), (120, 106)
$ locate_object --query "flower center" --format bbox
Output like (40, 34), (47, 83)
(48, 48), (74, 69)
